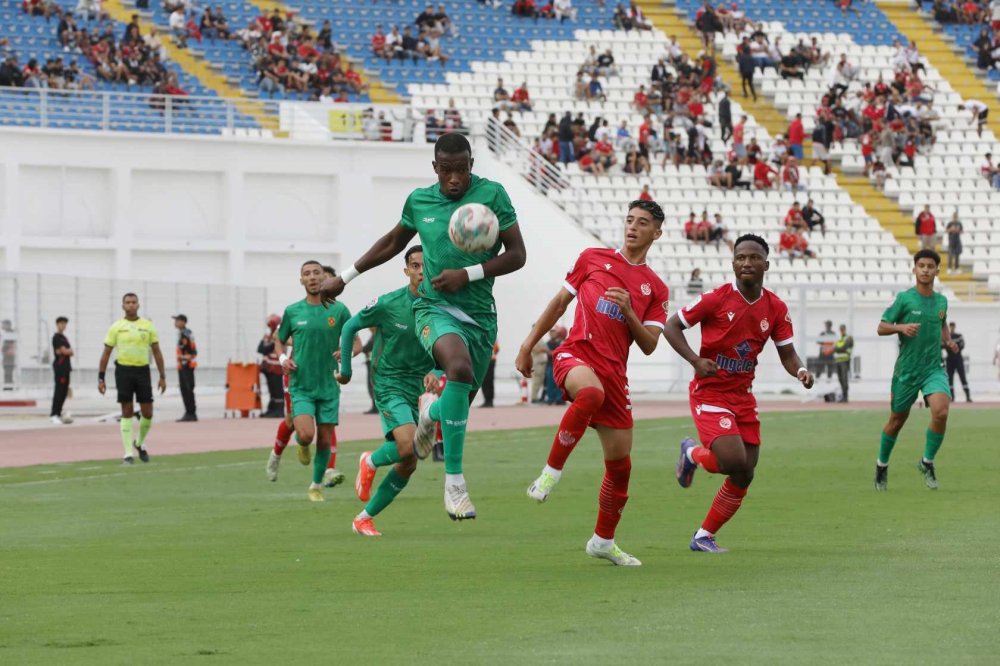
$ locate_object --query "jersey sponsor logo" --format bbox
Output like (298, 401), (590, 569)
(716, 340), (754, 374)
(555, 352), (574, 361)
(727, 311), (735, 321)
(393, 323), (408, 330)
(596, 296), (625, 322)
(328, 316), (337, 327)
(421, 217), (436, 223)
(297, 320), (308, 326)
(640, 283), (651, 296)
(912, 310), (922, 315)
(444, 418), (467, 427)
(557, 430), (576, 447)
(719, 416), (732, 429)
(760, 318), (769, 333)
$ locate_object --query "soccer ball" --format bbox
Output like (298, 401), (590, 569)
(449, 203), (499, 254)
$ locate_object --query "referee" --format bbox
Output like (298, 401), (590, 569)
(97, 292), (166, 464)
(173, 314), (198, 422)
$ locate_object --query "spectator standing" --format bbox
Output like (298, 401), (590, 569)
(173, 314), (198, 422)
(718, 89), (732, 142)
(945, 211), (962, 274)
(817, 320), (836, 381)
(686, 268), (704, 297)
(1, 319), (16, 390)
(945, 322), (971, 402)
(915, 205), (936, 250)
(557, 111), (574, 164)
(788, 113), (805, 160)
(736, 43), (757, 101)
(833, 324), (853, 402)
(258, 314), (285, 417)
(50, 316), (73, 424)
(481, 341), (498, 408)
(529, 331), (549, 403)
(733, 115), (747, 161)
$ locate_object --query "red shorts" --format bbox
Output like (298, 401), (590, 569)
(551, 348), (632, 430)
(283, 373), (292, 415)
(689, 395), (760, 447)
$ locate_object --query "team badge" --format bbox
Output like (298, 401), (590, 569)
(695, 404), (703, 416)
(662, 300), (669, 314)
(604, 263), (612, 270)
(727, 311), (735, 321)
(328, 316), (337, 327)
(760, 318), (769, 332)
(557, 431), (576, 447)
(938, 309), (945, 320)
(640, 283), (652, 296)
(422, 326), (430, 339)
(719, 416), (732, 429)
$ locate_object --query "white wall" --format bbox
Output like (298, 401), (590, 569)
(2, 128), (998, 396)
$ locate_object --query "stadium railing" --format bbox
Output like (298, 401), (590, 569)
(483, 115), (571, 199)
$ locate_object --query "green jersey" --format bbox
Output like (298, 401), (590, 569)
(339, 286), (432, 404)
(277, 299), (351, 399)
(881, 287), (948, 380)
(399, 174), (517, 324)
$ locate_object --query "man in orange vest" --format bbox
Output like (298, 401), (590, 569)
(173, 314), (198, 422)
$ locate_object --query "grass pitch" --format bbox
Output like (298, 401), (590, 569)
(1, 408), (998, 664)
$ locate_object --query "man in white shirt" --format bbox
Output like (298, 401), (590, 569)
(554, 0), (575, 22)
(963, 99), (989, 137)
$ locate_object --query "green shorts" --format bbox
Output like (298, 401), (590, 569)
(890, 367), (951, 413)
(413, 301), (496, 391)
(376, 392), (419, 439)
(290, 391), (340, 425)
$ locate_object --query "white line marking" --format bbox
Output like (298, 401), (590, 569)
(0, 460), (258, 488)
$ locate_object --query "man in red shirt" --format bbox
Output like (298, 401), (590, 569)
(511, 83), (532, 112)
(781, 156), (802, 192)
(665, 234), (814, 552)
(733, 115), (747, 161)
(751, 156), (775, 189)
(638, 184), (653, 201)
(915, 205), (936, 250)
(860, 130), (874, 175)
(593, 137), (616, 170)
(793, 228), (815, 259)
(787, 113), (804, 160)
(684, 211), (698, 241)
(371, 25), (387, 60)
(778, 228), (798, 259)
(633, 84), (648, 113)
(784, 200), (807, 230)
(515, 200), (671, 566)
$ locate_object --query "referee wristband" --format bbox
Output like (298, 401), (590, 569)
(98, 371), (106, 382)
(279, 353), (288, 365)
(465, 264), (486, 282)
(341, 264), (361, 284)
(797, 366), (808, 377)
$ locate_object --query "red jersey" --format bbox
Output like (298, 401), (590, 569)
(779, 231), (796, 251)
(788, 118), (804, 145)
(733, 123), (745, 145)
(678, 282), (794, 404)
(561, 247), (670, 371)
(638, 190), (653, 201)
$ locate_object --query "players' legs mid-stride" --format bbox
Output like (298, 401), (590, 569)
(584, 425), (640, 567)
(353, 422), (419, 537)
(876, 390), (949, 491)
(677, 433), (758, 553)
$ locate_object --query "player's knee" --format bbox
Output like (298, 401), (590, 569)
(444, 360), (474, 384)
(574, 385), (605, 412)
(397, 456), (417, 476)
(296, 431), (314, 445)
(931, 404), (949, 423)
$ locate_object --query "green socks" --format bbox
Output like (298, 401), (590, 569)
(312, 446), (331, 485)
(364, 469), (410, 517)
(877, 432), (898, 465)
(371, 440), (402, 467)
(430, 380), (472, 475)
(924, 429), (945, 462)
(120, 419), (133, 457)
(137, 417), (152, 448)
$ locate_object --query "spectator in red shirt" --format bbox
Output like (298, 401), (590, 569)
(696, 211), (712, 243)
(781, 156), (802, 193)
(793, 228), (816, 259)
(683, 211), (698, 241)
(751, 156), (776, 189)
(593, 138), (616, 169)
(511, 83), (532, 112)
(860, 130), (875, 176)
(638, 184), (653, 201)
(732, 115), (747, 161)
(371, 25), (388, 61)
(633, 84), (649, 113)
(787, 113), (805, 160)
(915, 205), (936, 250)
(784, 201), (807, 230)
(579, 150), (604, 176)
(778, 229), (797, 259)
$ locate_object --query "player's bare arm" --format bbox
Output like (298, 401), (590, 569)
(151, 342), (167, 394)
(602, 287), (660, 355)
(878, 320), (920, 337)
(941, 321), (959, 354)
(97, 345), (113, 394)
(431, 223), (527, 293)
(664, 314), (718, 377)
(515, 287), (575, 378)
(321, 223), (417, 304)
(273, 337), (297, 374)
(776, 343), (815, 389)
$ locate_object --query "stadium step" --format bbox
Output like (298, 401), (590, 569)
(106, 0), (279, 132)
(876, 1), (1000, 138)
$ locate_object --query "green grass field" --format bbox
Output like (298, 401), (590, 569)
(2, 408), (999, 664)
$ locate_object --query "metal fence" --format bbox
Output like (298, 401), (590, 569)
(0, 273), (268, 389)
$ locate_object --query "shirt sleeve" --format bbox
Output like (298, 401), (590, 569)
(562, 250), (591, 296)
(770, 300), (795, 347)
(399, 192), (416, 231)
(276, 307), (292, 343)
(642, 281), (670, 330)
(148, 323), (159, 345)
(338, 312), (366, 377)
(103, 322), (117, 348)
(491, 182), (518, 231)
(881, 292), (905, 323)
(677, 287), (719, 329)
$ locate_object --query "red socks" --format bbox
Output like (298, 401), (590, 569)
(691, 446), (721, 474)
(594, 456), (631, 540)
(273, 420), (293, 456)
(702, 478), (748, 533)
(327, 428), (338, 469)
(546, 386), (604, 470)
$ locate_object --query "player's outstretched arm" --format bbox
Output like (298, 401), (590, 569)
(321, 223), (417, 304)
(336, 313), (365, 384)
(664, 314), (717, 377)
(515, 287), (574, 378)
(776, 343), (814, 389)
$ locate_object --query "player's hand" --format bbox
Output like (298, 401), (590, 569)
(158, 377), (167, 394)
(431, 269), (470, 293)
(797, 368), (815, 389)
(423, 373), (440, 394)
(334, 370), (351, 385)
(333, 350), (341, 362)
(97, 379), (106, 395)
(514, 348), (533, 379)
(320, 276), (345, 306)
(898, 323), (921, 337)
(946, 340), (960, 354)
(603, 287), (634, 316)
(692, 358), (718, 377)
(282, 358), (297, 375)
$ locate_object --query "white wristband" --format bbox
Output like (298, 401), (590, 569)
(279, 353), (288, 365)
(341, 264), (361, 284)
(465, 264), (486, 282)
(797, 366), (808, 376)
